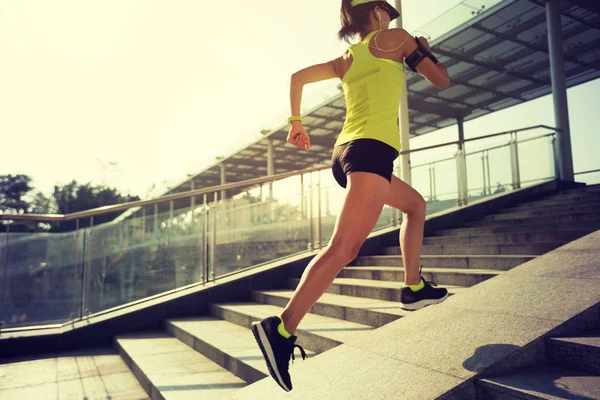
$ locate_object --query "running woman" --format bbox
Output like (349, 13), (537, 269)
(252, 0), (451, 392)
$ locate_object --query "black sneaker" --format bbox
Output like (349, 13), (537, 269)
(251, 316), (307, 392)
(399, 270), (449, 311)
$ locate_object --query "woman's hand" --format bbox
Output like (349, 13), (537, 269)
(287, 121), (311, 151)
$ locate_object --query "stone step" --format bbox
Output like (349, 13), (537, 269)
(115, 331), (247, 400)
(164, 317), (316, 385)
(519, 188), (600, 199)
(476, 365), (600, 400)
(546, 330), (600, 375)
(351, 255), (534, 270)
(287, 278), (466, 303)
(209, 302), (374, 354)
(339, 266), (501, 287)
(482, 206), (600, 221)
(252, 290), (406, 328)
(420, 230), (592, 246)
(419, 241), (564, 256)
(539, 187), (600, 200)
(430, 222), (600, 237)
(500, 198), (600, 213)
(464, 213), (600, 228)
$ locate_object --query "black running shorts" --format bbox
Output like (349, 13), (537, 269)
(331, 138), (399, 188)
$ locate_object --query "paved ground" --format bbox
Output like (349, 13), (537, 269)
(0, 347), (148, 399)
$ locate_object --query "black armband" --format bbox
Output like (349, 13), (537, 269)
(405, 37), (439, 73)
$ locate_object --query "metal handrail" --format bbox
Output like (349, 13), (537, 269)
(0, 124), (559, 223)
(0, 165), (328, 222)
(400, 124), (558, 155)
(574, 168), (600, 176)
(410, 132), (556, 169)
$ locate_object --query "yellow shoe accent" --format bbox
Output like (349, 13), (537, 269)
(277, 317), (292, 339)
(407, 279), (425, 292)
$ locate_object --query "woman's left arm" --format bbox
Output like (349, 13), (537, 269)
(287, 58), (341, 152)
(290, 59), (340, 118)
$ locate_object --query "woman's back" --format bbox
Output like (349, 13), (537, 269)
(334, 29), (408, 153)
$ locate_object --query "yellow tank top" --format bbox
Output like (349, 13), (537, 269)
(335, 30), (404, 153)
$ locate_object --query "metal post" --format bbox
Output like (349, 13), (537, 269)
(317, 170), (323, 249)
(169, 200), (174, 243)
(153, 203), (158, 237)
(486, 152), (491, 195)
(428, 164), (434, 202)
(0, 224), (10, 332)
(456, 147), (464, 206)
(267, 138), (275, 221)
(457, 117), (468, 205)
(211, 192), (218, 281)
(509, 136), (515, 189)
(141, 208), (146, 233)
(71, 219), (80, 321)
(309, 173), (314, 251)
(220, 164), (227, 200)
(481, 153), (487, 196)
(509, 134), (518, 190)
(514, 132), (521, 189)
(395, 160), (402, 225)
(546, 0), (574, 182)
(82, 216), (94, 318)
(201, 193), (207, 283)
(432, 163), (437, 201)
(394, 0), (412, 186)
(190, 182), (196, 240)
(550, 135), (558, 179)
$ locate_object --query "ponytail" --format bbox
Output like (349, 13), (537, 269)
(338, 0), (386, 43)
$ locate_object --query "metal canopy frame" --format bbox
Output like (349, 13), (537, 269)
(162, 0), (600, 197)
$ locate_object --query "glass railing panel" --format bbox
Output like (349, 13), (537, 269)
(575, 170), (600, 185)
(211, 185), (312, 279)
(164, 199), (206, 289)
(465, 144), (512, 202)
(81, 199), (208, 315)
(517, 136), (556, 187)
(0, 229), (81, 328)
(419, 157), (461, 215)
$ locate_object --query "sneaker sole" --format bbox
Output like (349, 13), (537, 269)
(399, 292), (449, 311)
(251, 321), (291, 392)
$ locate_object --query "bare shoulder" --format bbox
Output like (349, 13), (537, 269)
(377, 28), (414, 55)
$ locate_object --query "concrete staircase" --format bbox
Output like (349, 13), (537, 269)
(476, 329), (600, 399)
(113, 184), (600, 399)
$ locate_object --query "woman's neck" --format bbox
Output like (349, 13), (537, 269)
(359, 29), (379, 42)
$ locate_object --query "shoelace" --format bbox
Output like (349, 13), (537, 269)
(290, 344), (308, 365)
(423, 279), (438, 287)
(418, 265), (438, 288)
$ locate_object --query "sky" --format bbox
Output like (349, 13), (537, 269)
(1, 0), (599, 203)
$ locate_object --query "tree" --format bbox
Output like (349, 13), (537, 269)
(29, 192), (55, 215)
(0, 174), (33, 214)
(0, 174), (141, 232)
(52, 181), (140, 231)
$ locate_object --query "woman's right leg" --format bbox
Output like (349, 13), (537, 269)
(385, 174), (449, 310)
(384, 174), (427, 286)
(280, 171), (391, 334)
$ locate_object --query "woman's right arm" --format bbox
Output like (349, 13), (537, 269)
(393, 29), (450, 89)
